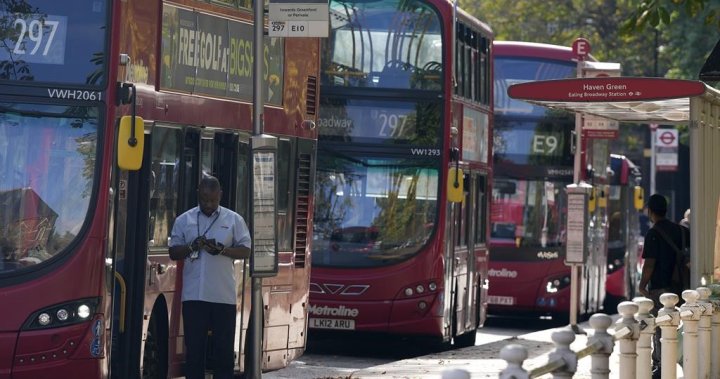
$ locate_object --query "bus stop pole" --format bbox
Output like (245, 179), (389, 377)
(248, 0), (264, 377)
(569, 55), (584, 333)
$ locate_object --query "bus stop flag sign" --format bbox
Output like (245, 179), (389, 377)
(269, 0), (329, 37)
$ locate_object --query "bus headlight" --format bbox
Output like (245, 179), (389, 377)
(56, 309), (70, 321)
(77, 305), (91, 319)
(545, 275), (571, 293)
(22, 298), (100, 330)
(38, 313), (52, 326)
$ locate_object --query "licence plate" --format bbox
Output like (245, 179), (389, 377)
(309, 318), (356, 330)
(488, 295), (515, 305)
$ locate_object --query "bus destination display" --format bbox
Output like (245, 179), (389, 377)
(317, 99), (440, 145)
(0, 0), (109, 86)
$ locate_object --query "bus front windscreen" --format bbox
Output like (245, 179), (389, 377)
(490, 179), (567, 249)
(0, 0), (109, 86)
(0, 103), (98, 273)
(313, 152), (439, 267)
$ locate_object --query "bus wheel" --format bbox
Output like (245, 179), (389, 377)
(452, 329), (477, 348)
(142, 316), (168, 379)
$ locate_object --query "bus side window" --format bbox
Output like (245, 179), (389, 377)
(276, 139), (293, 251)
(148, 126), (182, 248)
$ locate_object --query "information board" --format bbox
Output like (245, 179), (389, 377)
(565, 184), (590, 264)
(250, 135), (278, 277)
(268, 0), (329, 37)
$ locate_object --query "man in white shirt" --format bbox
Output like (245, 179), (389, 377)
(169, 176), (251, 379)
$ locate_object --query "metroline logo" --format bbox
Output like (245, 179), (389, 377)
(308, 304), (360, 317)
(488, 268), (518, 278)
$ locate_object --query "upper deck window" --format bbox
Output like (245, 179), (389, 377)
(322, 0), (442, 90)
(494, 57), (575, 117)
(0, 0), (109, 87)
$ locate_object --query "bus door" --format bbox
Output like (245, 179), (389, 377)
(111, 121), (154, 379)
(145, 125), (191, 378)
(196, 129), (251, 371)
(444, 171), (473, 339)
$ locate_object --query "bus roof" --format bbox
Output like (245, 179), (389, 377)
(494, 41), (596, 62)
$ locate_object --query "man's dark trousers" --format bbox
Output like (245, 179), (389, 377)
(182, 300), (236, 379)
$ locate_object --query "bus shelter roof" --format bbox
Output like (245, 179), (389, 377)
(507, 77), (720, 124)
(509, 75), (720, 288)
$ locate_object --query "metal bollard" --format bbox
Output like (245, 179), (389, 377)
(587, 313), (613, 379)
(696, 287), (713, 379)
(548, 328), (576, 379)
(614, 301), (640, 379)
(679, 289), (701, 379)
(708, 284), (720, 378)
(633, 297), (656, 379)
(499, 344), (530, 379)
(655, 292), (680, 379)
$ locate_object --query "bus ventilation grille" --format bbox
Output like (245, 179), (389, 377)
(306, 76), (317, 115)
(294, 153), (312, 267)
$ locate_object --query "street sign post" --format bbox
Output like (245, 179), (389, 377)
(655, 128), (679, 172)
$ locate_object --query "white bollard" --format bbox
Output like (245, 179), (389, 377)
(499, 344), (530, 379)
(655, 292), (680, 379)
(708, 284), (720, 379)
(696, 287), (712, 379)
(614, 301), (639, 379)
(679, 289), (702, 379)
(634, 297), (656, 379)
(548, 328), (576, 379)
(588, 313), (613, 379)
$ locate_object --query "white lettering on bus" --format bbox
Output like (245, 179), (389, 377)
(410, 148), (441, 156)
(317, 116), (353, 129)
(178, 27), (228, 72)
(47, 88), (102, 101)
(308, 304), (360, 317)
(488, 268), (518, 278)
(12, 17), (59, 57)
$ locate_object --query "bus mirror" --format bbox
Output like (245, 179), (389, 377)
(447, 167), (464, 203)
(588, 188), (597, 213)
(117, 116), (144, 170)
(634, 186), (644, 210)
(598, 187), (607, 209)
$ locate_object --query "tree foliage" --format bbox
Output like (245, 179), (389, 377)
(623, 0), (720, 32)
(465, 0), (719, 80)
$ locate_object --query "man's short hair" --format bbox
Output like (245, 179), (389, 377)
(646, 194), (667, 216)
(199, 175), (221, 191)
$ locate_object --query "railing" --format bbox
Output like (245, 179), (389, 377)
(441, 284), (720, 379)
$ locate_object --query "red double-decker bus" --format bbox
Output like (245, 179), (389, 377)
(308, 0), (493, 347)
(0, 0), (319, 377)
(489, 42), (580, 319)
(489, 41), (641, 319)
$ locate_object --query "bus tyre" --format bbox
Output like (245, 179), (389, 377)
(452, 330), (477, 348)
(142, 317), (167, 379)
